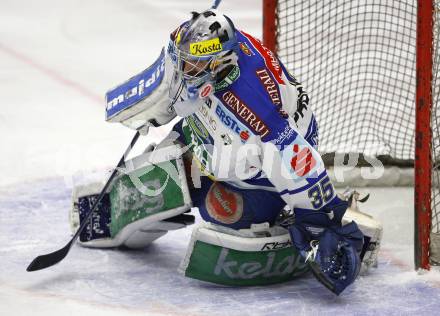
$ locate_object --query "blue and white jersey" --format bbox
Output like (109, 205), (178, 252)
(175, 30), (335, 212)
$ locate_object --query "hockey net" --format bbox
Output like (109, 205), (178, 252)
(431, 1), (440, 266)
(263, 0), (439, 269)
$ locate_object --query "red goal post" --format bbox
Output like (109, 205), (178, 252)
(262, 0), (439, 270)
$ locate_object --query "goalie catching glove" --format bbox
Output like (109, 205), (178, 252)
(287, 198), (364, 295)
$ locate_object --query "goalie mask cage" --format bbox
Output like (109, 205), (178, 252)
(262, 0), (439, 269)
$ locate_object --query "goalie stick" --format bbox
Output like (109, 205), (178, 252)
(211, 0), (222, 9)
(26, 131), (141, 272)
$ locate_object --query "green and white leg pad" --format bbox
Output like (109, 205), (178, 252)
(179, 222), (309, 286)
(70, 145), (193, 249)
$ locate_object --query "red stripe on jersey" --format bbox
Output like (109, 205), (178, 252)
(241, 31), (285, 85)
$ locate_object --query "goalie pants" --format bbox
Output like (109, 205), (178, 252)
(191, 176), (286, 230)
(172, 119), (286, 230)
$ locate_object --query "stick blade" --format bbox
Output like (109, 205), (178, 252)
(26, 242), (71, 272)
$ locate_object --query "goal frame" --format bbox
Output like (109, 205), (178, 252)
(262, 0), (435, 270)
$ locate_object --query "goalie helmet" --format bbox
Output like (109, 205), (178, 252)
(168, 9), (239, 110)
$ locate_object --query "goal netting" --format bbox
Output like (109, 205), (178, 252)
(264, 0), (439, 268)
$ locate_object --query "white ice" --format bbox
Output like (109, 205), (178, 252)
(1, 0), (440, 315)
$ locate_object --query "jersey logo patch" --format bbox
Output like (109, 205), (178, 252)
(220, 133), (233, 145)
(239, 42), (253, 56)
(221, 91), (270, 139)
(182, 119), (213, 176)
(240, 130), (250, 141)
(290, 144), (317, 177)
(200, 83), (214, 98)
(274, 124), (297, 145)
(206, 182), (243, 225)
(186, 115), (211, 143)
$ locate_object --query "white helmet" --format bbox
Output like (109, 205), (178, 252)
(168, 9), (240, 106)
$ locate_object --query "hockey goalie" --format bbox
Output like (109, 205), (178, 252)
(70, 9), (382, 295)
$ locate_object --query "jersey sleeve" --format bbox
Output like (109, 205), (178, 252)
(252, 55), (333, 212)
(277, 61), (319, 149)
(259, 115), (336, 214)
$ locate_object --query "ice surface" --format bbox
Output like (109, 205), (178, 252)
(2, 181), (440, 315)
(1, 0), (440, 315)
